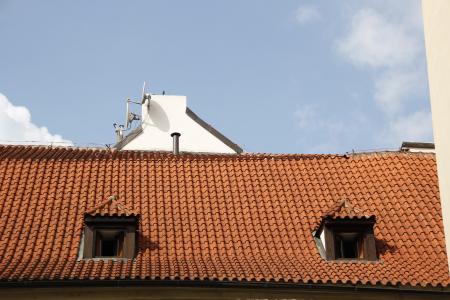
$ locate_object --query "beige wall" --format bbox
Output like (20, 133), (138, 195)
(0, 286), (449, 300)
(422, 0), (450, 272)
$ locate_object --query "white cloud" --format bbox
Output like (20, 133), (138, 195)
(0, 93), (73, 145)
(295, 5), (320, 25)
(335, 1), (432, 146)
(374, 69), (422, 114)
(337, 8), (420, 69)
(294, 105), (316, 129)
(295, 104), (344, 132)
(294, 104), (348, 153)
(383, 110), (433, 144)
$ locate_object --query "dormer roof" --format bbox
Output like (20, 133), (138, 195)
(324, 199), (374, 220)
(85, 195), (137, 217)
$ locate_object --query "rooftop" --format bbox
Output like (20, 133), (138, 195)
(0, 145), (447, 289)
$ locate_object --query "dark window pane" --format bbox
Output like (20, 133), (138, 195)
(94, 230), (124, 257)
(342, 240), (357, 258)
(334, 236), (342, 258)
(334, 232), (360, 259)
(101, 239), (117, 256)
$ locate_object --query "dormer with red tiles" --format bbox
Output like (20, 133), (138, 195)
(314, 200), (377, 261)
(82, 195), (138, 259)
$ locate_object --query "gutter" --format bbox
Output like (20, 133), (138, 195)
(0, 279), (449, 295)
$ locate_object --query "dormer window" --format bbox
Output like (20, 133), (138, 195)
(314, 200), (377, 261)
(83, 216), (137, 259)
(317, 218), (377, 261)
(82, 195), (138, 259)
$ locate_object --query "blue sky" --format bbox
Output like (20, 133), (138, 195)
(0, 0), (432, 153)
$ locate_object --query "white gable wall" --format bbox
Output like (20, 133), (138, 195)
(121, 95), (237, 154)
(423, 0), (450, 272)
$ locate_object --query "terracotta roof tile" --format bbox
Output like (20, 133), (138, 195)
(324, 199), (373, 220)
(85, 195), (136, 217)
(0, 145), (448, 288)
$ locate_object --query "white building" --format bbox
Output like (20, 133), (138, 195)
(114, 94), (242, 154)
(422, 0), (450, 271)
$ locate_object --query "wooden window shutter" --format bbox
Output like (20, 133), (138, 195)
(357, 235), (365, 259)
(363, 227), (377, 261)
(123, 229), (136, 259)
(83, 226), (94, 258)
(324, 226), (335, 260)
(117, 232), (124, 257)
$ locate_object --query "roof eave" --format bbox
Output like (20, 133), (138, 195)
(0, 279), (448, 295)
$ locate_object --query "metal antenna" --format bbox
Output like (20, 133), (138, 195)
(142, 82), (146, 100)
(113, 84), (148, 141)
(125, 98), (130, 129)
(141, 81), (151, 109)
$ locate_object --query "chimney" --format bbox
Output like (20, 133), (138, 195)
(171, 132), (181, 155)
(400, 141), (435, 153)
(114, 124), (124, 143)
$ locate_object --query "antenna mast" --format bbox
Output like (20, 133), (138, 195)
(113, 83), (150, 143)
(142, 82), (146, 101)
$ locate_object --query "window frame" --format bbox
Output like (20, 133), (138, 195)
(317, 217), (377, 261)
(83, 216), (138, 259)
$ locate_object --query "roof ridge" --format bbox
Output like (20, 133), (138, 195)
(0, 144), (436, 159)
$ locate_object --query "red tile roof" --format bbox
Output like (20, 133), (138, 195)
(323, 199), (374, 220)
(0, 145), (448, 288)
